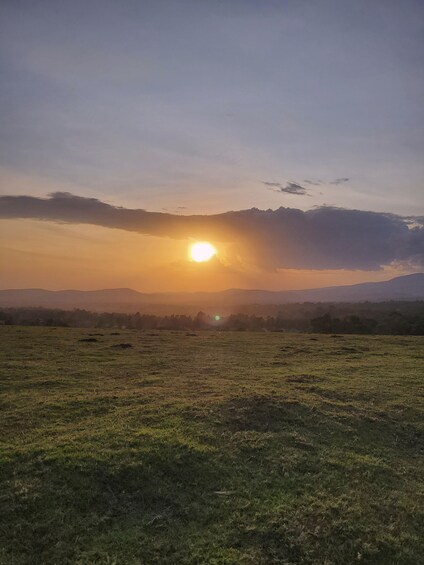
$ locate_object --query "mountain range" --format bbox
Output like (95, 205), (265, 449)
(0, 274), (423, 313)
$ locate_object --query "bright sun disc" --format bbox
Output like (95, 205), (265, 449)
(190, 241), (216, 262)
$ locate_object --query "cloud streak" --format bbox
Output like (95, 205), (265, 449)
(1, 192), (423, 271)
(330, 177), (349, 185)
(265, 177), (349, 194)
(303, 177), (349, 186)
(264, 181), (309, 195)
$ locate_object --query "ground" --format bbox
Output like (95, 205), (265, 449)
(0, 326), (423, 564)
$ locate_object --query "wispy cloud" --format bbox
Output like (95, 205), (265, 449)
(303, 179), (323, 186)
(264, 181), (309, 195)
(1, 192), (423, 271)
(330, 177), (349, 185)
(266, 177), (349, 193)
(303, 177), (349, 186)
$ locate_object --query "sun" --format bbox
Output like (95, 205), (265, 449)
(190, 241), (217, 262)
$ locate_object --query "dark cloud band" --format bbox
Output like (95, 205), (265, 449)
(0, 192), (423, 271)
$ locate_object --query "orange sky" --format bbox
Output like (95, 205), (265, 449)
(0, 218), (412, 292)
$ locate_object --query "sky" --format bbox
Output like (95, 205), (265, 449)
(0, 0), (423, 292)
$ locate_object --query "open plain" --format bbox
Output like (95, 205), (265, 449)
(0, 326), (423, 564)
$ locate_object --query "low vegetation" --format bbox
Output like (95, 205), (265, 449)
(1, 300), (424, 334)
(0, 327), (423, 564)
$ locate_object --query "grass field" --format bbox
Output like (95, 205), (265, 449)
(0, 326), (423, 564)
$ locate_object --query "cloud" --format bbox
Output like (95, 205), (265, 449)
(303, 179), (322, 186)
(264, 181), (308, 195)
(1, 192), (423, 271)
(330, 177), (349, 185)
(266, 177), (349, 192)
(303, 177), (349, 186)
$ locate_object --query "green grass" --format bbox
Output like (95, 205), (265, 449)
(0, 326), (423, 564)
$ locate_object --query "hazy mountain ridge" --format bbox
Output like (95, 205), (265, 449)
(0, 274), (423, 312)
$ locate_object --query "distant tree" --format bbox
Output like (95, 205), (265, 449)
(194, 311), (210, 329)
(311, 313), (333, 333)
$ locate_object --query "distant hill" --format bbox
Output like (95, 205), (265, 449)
(0, 273), (423, 312)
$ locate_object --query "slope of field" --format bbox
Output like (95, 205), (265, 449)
(0, 327), (423, 564)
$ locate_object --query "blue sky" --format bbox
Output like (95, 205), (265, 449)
(1, 0), (423, 215)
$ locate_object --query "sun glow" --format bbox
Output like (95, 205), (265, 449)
(190, 241), (217, 262)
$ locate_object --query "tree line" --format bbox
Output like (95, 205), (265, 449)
(1, 303), (424, 335)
